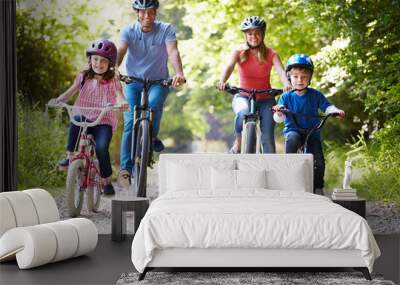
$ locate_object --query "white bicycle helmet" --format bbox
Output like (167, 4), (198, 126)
(240, 16), (266, 32)
(132, 0), (159, 10)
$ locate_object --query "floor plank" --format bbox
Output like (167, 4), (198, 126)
(0, 235), (133, 285)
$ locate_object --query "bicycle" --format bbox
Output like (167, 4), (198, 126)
(221, 85), (283, 153)
(119, 75), (179, 198)
(273, 107), (341, 195)
(47, 102), (121, 217)
(272, 107), (340, 153)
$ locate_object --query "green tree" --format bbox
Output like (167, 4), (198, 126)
(16, 0), (96, 106)
(305, 0), (400, 203)
(305, 0), (400, 124)
(16, 0), (123, 190)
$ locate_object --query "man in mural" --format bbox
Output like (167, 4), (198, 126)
(116, 0), (185, 189)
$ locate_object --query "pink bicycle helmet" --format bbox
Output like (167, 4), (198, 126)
(86, 39), (117, 64)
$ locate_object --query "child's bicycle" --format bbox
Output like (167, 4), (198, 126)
(47, 102), (121, 217)
(221, 85), (283, 153)
(272, 107), (340, 153)
(119, 75), (181, 197)
(273, 107), (342, 195)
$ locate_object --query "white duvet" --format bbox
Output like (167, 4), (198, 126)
(131, 190), (380, 273)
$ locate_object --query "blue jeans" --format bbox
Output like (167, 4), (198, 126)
(285, 131), (325, 189)
(232, 96), (276, 153)
(120, 82), (169, 172)
(67, 116), (113, 178)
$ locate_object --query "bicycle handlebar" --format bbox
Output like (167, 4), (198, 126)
(274, 107), (340, 131)
(46, 102), (121, 128)
(120, 75), (186, 87)
(222, 84), (283, 97)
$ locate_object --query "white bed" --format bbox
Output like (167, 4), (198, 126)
(131, 154), (380, 280)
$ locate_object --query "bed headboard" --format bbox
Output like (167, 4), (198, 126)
(158, 153), (314, 194)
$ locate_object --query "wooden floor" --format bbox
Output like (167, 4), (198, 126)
(0, 234), (398, 285)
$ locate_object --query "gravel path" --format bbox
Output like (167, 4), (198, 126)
(55, 165), (400, 235)
(366, 201), (400, 234)
(55, 166), (159, 234)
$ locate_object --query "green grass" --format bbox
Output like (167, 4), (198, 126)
(17, 98), (67, 190)
(324, 123), (400, 206)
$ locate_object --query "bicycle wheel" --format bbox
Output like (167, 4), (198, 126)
(87, 160), (102, 212)
(66, 159), (85, 217)
(244, 122), (257, 153)
(133, 120), (150, 197)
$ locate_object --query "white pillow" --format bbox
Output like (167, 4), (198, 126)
(236, 169), (267, 189)
(167, 160), (236, 192)
(211, 168), (236, 190)
(211, 168), (267, 191)
(238, 159), (308, 192)
(167, 162), (209, 191)
(266, 162), (307, 192)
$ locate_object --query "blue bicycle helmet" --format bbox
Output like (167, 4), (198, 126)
(286, 54), (314, 73)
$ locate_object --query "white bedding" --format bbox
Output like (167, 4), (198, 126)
(131, 190), (380, 273)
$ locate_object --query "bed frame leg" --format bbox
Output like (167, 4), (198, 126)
(354, 267), (371, 280)
(138, 268), (148, 281)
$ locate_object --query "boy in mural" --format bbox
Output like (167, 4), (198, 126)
(273, 54), (345, 195)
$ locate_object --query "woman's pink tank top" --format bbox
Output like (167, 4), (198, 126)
(237, 48), (276, 100)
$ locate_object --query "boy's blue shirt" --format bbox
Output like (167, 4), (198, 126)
(277, 87), (332, 138)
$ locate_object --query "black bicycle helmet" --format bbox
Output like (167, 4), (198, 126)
(240, 16), (266, 32)
(132, 0), (159, 10)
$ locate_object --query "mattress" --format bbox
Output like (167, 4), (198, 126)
(131, 190), (380, 272)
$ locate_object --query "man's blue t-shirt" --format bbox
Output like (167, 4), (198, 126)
(120, 21), (176, 80)
(277, 88), (332, 138)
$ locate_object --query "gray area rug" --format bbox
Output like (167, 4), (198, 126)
(116, 271), (396, 285)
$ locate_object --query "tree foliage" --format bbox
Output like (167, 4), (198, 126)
(16, 0), (96, 106)
(305, 0), (400, 203)
(305, 0), (400, 123)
